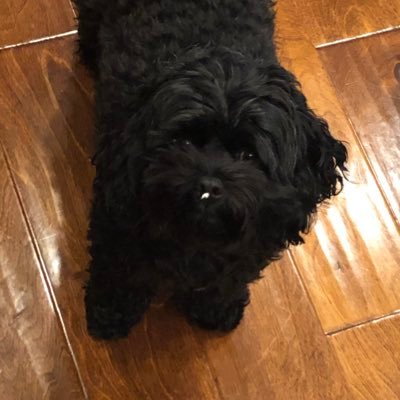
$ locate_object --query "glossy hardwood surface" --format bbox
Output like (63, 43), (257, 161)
(320, 30), (400, 223)
(286, 0), (400, 45)
(0, 0), (75, 48)
(330, 314), (400, 399)
(0, 149), (85, 399)
(3, 1), (400, 398)
(0, 38), (352, 399)
(276, 2), (400, 333)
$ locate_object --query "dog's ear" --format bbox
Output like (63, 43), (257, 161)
(255, 64), (347, 203)
(251, 65), (347, 248)
(292, 91), (348, 205)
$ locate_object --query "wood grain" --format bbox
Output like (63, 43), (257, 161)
(0, 0), (75, 48)
(276, 2), (400, 333)
(0, 149), (85, 400)
(285, 0), (400, 45)
(330, 315), (400, 399)
(0, 37), (352, 400)
(320, 30), (400, 223)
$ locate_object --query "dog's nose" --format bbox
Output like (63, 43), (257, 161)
(198, 177), (224, 200)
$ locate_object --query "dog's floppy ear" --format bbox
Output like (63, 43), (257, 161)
(292, 91), (348, 204)
(252, 65), (347, 248)
(254, 64), (347, 202)
(254, 64), (347, 203)
(244, 63), (347, 200)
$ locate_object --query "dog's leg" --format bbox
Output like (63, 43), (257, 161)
(85, 272), (151, 339)
(74, 0), (107, 72)
(174, 281), (250, 332)
(85, 201), (152, 339)
(85, 274), (151, 339)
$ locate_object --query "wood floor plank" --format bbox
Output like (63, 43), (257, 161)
(330, 315), (400, 399)
(0, 37), (352, 400)
(0, 149), (85, 400)
(285, 0), (400, 45)
(194, 255), (350, 400)
(0, 0), (75, 48)
(319, 30), (400, 223)
(276, 2), (400, 333)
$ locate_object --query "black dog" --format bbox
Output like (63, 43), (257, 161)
(76, 0), (347, 339)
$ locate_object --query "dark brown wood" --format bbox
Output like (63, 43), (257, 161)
(276, 2), (400, 333)
(320, 30), (400, 223)
(0, 0), (75, 48)
(330, 315), (400, 399)
(0, 37), (351, 400)
(0, 148), (85, 400)
(282, 0), (400, 45)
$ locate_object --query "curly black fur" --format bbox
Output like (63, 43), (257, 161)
(75, 0), (347, 339)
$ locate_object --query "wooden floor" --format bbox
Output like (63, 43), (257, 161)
(0, 1), (399, 399)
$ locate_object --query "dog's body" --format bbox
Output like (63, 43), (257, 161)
(76, 0), (347, 339)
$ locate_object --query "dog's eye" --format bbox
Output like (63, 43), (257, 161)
(237, 151), (255, 161)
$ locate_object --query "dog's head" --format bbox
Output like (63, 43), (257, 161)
(99, 49), (347, 261)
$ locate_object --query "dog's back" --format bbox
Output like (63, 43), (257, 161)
(98, 0), (276, 80)
(77, 0), (278, 141)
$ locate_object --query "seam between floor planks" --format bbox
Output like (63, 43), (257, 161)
(316, 25), (400, 48)
(69, 0), (78, 18)
(0, 30), (78, 52)
(0, 141), (89, 400)
(327, 309), (400, 336)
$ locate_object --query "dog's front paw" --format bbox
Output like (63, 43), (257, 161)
(189, 301), (246, 332)
(85, 291), (151, 339)
(183, 296), (249, 332)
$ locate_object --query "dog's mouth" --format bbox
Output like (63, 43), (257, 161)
(185, 195), (245, 240)
(194, 206), (226, 233)
(143, 188), (243, 241)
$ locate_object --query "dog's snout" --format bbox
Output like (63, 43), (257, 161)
(199, 177), (224, 200)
